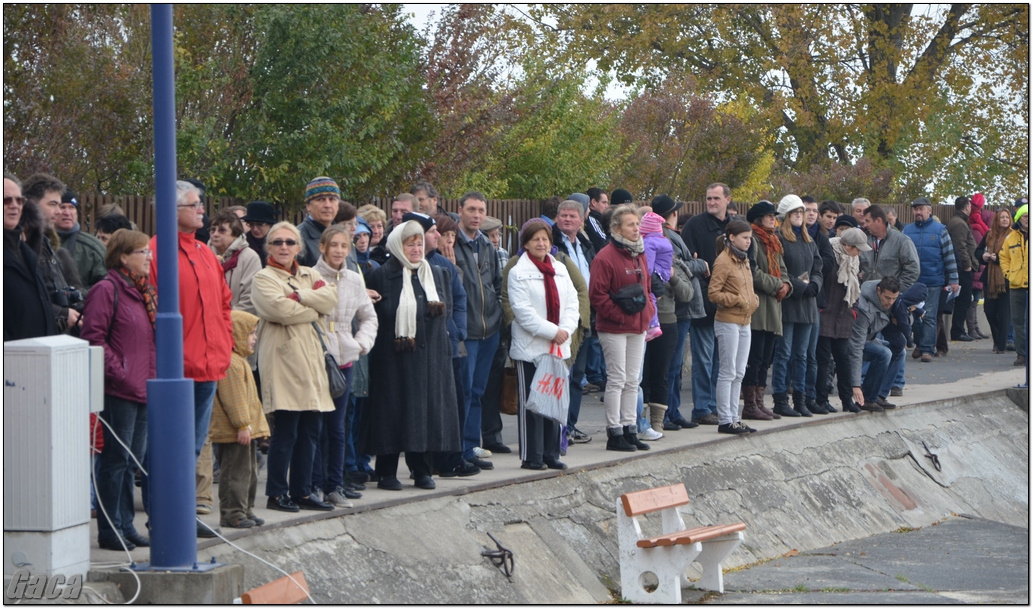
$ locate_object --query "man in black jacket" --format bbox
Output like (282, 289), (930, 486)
(584, 187), (611, 252)
(4, 173), (57, 340)
(679, 182), (732, 425)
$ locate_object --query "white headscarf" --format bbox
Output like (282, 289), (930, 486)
(385, 221), (441, 341)
(829, 236), (861, 306)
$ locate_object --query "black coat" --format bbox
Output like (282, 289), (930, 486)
(361, 258), (461, 456)
(4, 228), (57, 341)
(680, 211), (729, 322)
(779, 229), (823, 325)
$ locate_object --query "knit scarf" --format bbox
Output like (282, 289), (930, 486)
(984, 226), (1010, 298)
(752, 226), (782, 278)
(118, 267), (157, 329)
(611, 232), (644, 256)
(386, 222), (441, 347)
(724, 236), (749, 261)
(221, 247), (243, 273)
(829, 237), (861, 307)
(267, 256), (299, 276)
(526, 252), (560, 325)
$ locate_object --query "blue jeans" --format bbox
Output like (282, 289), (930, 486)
(585, 334), (606, 386)
(862, 341), (904, 402)
(193, 381), (217, 458)
(462, 332), (500, 460)
(915, 286), (942, 356)
(344, 395), (372, 476)
(804, 322), (819, 400)
(665, 319), (691, 424)
(96, 395), (147, 543)
(689, 322), (718, 419)
(313, 367), (353, 492)
(567, 335), (590, 428)
(771, 322), (813, 395)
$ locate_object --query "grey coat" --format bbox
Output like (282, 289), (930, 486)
(666, 227), (708, 320)
(848, 280), (893, 387)
(779, 231), (823, 325)
(859, 228), (920, 290)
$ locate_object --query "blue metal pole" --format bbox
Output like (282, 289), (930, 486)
(146, 3), (197, 569)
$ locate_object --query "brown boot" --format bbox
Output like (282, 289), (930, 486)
(966, 306), (987, 339)
(741, 386), (773, 421)
(756, 386), (781, 419)
(648, 403), (668, 433)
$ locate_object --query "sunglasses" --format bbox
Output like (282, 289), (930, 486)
(4, 196), (25, 206)
(269, 239), (298, 247)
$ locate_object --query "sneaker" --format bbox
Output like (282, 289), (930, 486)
(472, 446), (492, 458)
(692, 413), (720, 425)
(439, 461), (481, 477)
(640, 427), (663, 441)
(567, 427), (592, 444)
(246, 513), (265, 526)
(718, 422), (749, 435)
(739, 422), (757, 433)
(326, 488), (354, 508)
(889, 387), (904, 397)
(267, 494), (300, 512)
(875, 397), (897, 410)
(196, 504), (212, 515)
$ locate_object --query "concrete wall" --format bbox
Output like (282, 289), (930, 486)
(206, 392), (1028, 603)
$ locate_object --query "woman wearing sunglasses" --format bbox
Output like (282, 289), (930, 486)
(252, 221), (339, 513)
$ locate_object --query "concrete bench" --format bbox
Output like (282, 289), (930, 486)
(616, 483), (745, 603)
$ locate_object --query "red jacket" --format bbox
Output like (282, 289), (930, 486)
(149, 232), (233, 382)
(589, 241), (654, 334)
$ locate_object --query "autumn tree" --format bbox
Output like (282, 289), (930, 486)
(535, 4), (1028, 203)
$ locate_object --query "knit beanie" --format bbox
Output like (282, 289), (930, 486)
(305, 177), (340, 204)
(611, 188), (634, 205)
(776, 194), (805, 219)
(639, 211), (665, 235)
(971, 193), (985, 210)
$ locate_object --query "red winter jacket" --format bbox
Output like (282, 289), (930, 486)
(149, 232), (233, 382)
(589, 241), (654, 334)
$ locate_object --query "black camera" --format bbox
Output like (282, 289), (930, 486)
(51, 286), (84, 310)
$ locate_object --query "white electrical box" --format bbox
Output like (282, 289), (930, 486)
(3, 335), (101, 577)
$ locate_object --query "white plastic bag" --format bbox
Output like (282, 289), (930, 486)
(526, 345), (570, 424)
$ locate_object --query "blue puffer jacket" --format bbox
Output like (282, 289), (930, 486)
(904, 218), (955, 288)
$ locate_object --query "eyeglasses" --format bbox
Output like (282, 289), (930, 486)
(4, 196), (25, 206)
(269, 239), (298, 247)
(177, 202), (204, 209)
(131, 249), (153, 258)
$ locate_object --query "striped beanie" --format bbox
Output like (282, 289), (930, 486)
(305, 176), (340, 204)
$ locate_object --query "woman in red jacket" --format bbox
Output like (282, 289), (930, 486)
(81, 229), (156, 552)
(589, 204), (654, 452)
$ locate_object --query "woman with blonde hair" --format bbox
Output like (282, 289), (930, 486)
(252, 221), (338, 512)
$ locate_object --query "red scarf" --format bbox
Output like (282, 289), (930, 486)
(527, 253), (560, 325)
(222, 247), (243, 273)
(118, 266), (157, 329)
(267, 256), (298, 276)
(752, 226), (783, 278)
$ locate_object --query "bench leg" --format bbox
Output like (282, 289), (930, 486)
(622, 545), (703, 604)
(687, 533), (744, 593)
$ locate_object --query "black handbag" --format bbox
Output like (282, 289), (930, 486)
(312, 322), (348, 399)
(609, 258), (648, 314)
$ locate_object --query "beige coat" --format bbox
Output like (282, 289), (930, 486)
(314, 257), (378, 365)
(252, 264), (338, 413)
(211, 234), (262, 313)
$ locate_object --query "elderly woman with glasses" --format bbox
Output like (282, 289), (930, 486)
(81, 229), (156, 551)
(361, 219), (460, 491)
(252, 221), (339, 513)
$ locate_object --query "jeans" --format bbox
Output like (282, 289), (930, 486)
(665, 319), (692, 424)
(1010, 288), (1028, 360)
(598, 331), (646, 429)
(481, 339), (508, 447)
(915, 286), (943, 355)
(567, 335), (590, 428)
(192, 380), (217, 457)
(688, 321), (718, 419)
(96, 395), (147, 543)
(344, 395), (372, 477)
(313, 367), (353, 492)
(585, 334), (607, 386)
(462, 332), (500, 459)
(804, 322), (820, 400)
(265, 410), (322, 499)
(861, 341), (904, 402)
(714, 321), (751, 425)
(771, 322), (813, 395)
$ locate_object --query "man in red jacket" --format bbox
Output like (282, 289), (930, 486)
(149, 180), (234, 536)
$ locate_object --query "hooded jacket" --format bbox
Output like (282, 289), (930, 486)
(314, 256), (378, 365)
(209, 310), (271, 444)
(999, 226), (1028, 289)
(848, 280), (895, 387)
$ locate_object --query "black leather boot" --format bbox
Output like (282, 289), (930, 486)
(772, 392), (799, 417)
(792, 390), (813, 417)
(806, 396), (828, 415)
(605, 427), (636, 452)
(623, 426), (650, 450)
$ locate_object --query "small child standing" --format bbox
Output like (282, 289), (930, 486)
(211, 310), (271, 528)
(640, 211), (672, 341)
(708, 219), (760, 434)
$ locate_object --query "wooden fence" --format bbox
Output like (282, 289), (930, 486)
(78, 193), (961, 249)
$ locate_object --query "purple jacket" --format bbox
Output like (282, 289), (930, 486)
(81, 270), (156, 404)
(643, 232), (673, 281)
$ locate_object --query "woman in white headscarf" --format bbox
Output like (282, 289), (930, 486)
(361, 220), (460, 491)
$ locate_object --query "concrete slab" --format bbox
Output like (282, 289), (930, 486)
(91, 563), (243, 604)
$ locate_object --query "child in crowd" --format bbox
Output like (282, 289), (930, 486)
(640, 211), (671, 341)
(708, 219), (760, 434)
(211, 310), (270, 529)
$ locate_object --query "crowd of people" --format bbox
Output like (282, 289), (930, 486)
(3, 170), (1029, 550)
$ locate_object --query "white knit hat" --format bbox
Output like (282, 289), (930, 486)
(776, 194), (805, 219)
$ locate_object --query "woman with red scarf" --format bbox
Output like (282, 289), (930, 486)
(208, 210), (261, 313)
(508, 219), (580, 470)
(81, 229), (156, 551)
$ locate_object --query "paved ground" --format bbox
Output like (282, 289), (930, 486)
(89, 323), (1028, 574)
(701, 516), (1029, 604)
